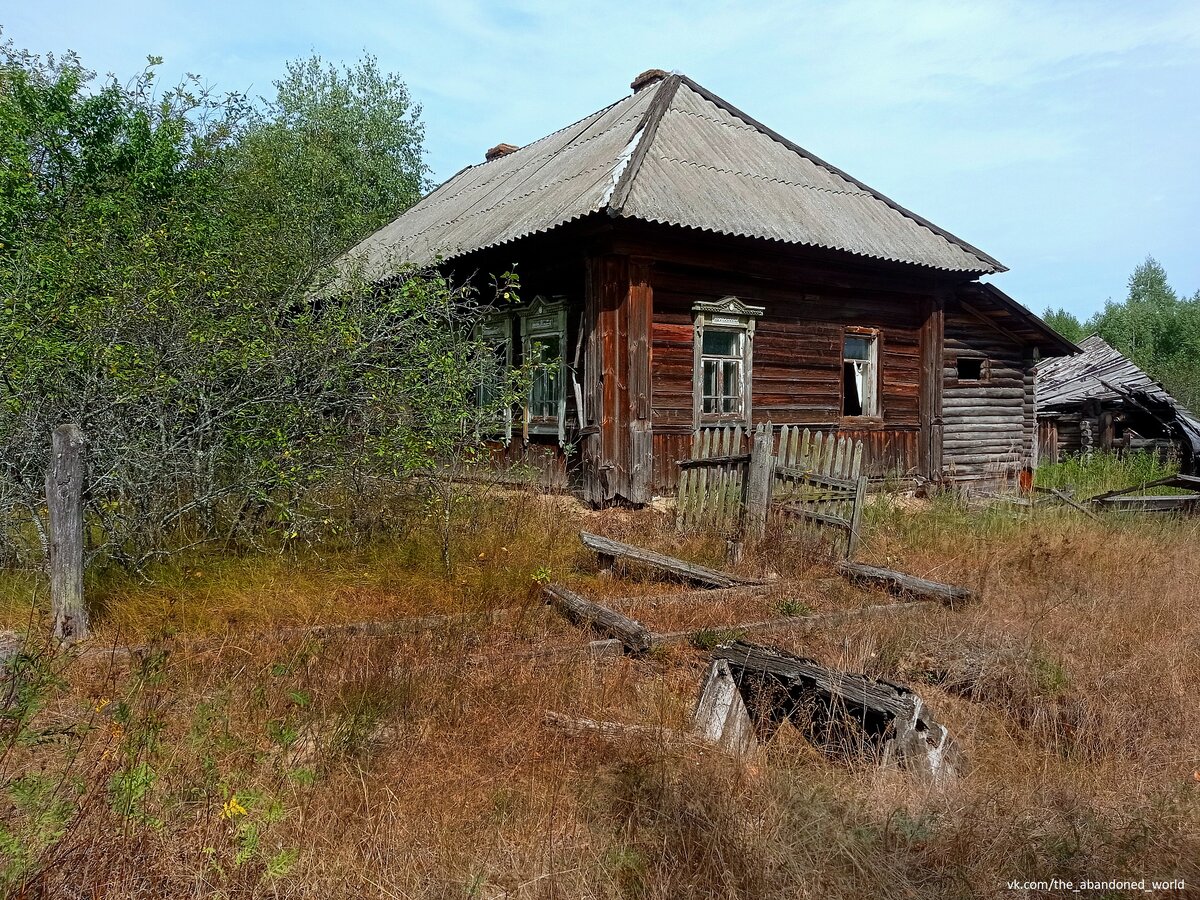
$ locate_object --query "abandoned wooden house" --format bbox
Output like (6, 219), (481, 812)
(1036, 334), (1200, 473)
(339, 68), (1076, 504)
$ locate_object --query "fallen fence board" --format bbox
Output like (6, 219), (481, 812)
(579, 531), (759, 589)
(715, 640), (959, 779)
(650, 601), (939, 645)
(542, 711), (712, 753)
(691, 658), (757, 756)
(543, 583), (653, 652)
(836, 561), (976, 606)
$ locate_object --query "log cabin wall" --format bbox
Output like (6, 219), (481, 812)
(648, 259), (934, 490)
(942, 303), (1034, 485)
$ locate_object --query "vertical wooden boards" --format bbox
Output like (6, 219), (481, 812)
(919, 294), (945, 485)
(628, 257), (654, 504)
(743, 423), (773, 540)
(47, 424), (87, 644)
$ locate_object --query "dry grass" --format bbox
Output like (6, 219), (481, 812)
(1, 490), (1198, 898)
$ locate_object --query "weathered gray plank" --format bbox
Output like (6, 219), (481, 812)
(836, 561), (976, 606)
(543, 583), (652, 652)
(579, 532), (759, 589)
(47, 424), (87, 644)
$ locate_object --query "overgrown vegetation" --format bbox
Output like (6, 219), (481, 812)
(0, 37), (524, 572)
(0, 495), (1194, 896)
(1035, 449), (1180, 498)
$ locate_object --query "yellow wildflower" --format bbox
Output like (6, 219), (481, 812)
(220, 794), (248, 820)
(93, 697), (111, 714)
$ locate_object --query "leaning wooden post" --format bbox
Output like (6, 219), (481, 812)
(47, 424), (87, 644)
(742, 423), (774, 542)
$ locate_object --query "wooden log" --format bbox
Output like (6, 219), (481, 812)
(691, 659), (757, 756)
(1093, 495), (1200, 513)
(1048, 488), (1102, 521)
(578, 531), (759, 589)
(742, 424), (773, 541)
(543, 583), (652, 652)
(715, 640), (959, 779)
(649, 600), (939, 645)
(47, 424), (87, 644)
(836, 561), (976, 606)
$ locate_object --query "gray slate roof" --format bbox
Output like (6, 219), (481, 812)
(339, 73), (1003, 281)
(1038, 335), (1175, 409)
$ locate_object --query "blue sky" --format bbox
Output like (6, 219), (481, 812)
(5, 0), (1199, 317)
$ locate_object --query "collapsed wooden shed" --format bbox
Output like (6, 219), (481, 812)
(1036, 335), (1200, 473)
(337, 69), (1076, 503)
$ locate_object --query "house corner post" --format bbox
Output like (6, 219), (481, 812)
(627, 257), (654, 505)
(920, 294), (945, 488)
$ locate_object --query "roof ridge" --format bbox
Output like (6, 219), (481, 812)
(674, 75), (1007, 273)
(606, 74), (682, 215)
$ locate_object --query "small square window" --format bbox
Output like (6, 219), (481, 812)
(956, 357), (985, 381)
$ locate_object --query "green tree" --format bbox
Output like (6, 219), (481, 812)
(1085, 257), (1200, 409)
(229, 54), (428, 295)
(0, 39), (512, 571)
(1041, 307), (1086, 344)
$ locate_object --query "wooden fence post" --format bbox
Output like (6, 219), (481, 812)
(742, 423), (773, 541)
(47, 424), (87, 644)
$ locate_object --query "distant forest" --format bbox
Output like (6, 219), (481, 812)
(1043, 258), (1200, 410)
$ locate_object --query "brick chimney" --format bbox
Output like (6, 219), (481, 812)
(631, 69), (668, 92)
(485, 143), (519, 162)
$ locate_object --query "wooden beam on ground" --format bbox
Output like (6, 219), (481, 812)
(579, 531), (760, 589)
(1089, 473), (1200, 501)
(836, 561), (976, 606)
(649, 601), (939, 646)
(715, 640), (959, 780)
(543, 583), (652, 652)
(604, 582), (778, 611)
(1048, 487), (1102, 521)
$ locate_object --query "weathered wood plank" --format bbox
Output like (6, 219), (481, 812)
(836, 561), (976, 605)
(543, 583), (652, 652)
(579, 531), (759, 589)
(691, 659), (757, 756)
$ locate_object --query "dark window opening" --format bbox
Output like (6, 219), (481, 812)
(956, 357), (985, 381)
(842, 362), (862, 416)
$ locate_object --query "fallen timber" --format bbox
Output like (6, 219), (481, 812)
(543, 583), (653, 652)
(649, 601), (939, 646)
(715, 640), (959, 779)
(579, 531), (760, 589)
(835, 561), (976, 606)
(542, 711), (718, 754)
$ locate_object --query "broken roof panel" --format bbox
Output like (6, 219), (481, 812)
(1037, 335), (1173, 409)
(338, 73), (1003, 281)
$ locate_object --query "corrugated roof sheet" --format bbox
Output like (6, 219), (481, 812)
(338, 73), (1002, 280)
(1037, 335), (1172, 409)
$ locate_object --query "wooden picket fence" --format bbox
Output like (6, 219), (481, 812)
(772, 426), (867, 558)
(674, 424), (752, 533)
(675, 423), (867, 557)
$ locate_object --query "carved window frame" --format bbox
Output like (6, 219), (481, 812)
(520, 295), (568, 443)
(692, 296), (764, 427)
(475, 314), (513, 445)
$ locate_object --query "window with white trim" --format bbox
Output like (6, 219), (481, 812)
(693, 297), (764, 425)
(842, 329), (879, 417)
(520, 296), (567, 441)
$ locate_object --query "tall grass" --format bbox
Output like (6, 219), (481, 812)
(0, 490), (1197, 896)
(1036, 449), (1179, 498)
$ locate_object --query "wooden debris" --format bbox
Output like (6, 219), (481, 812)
(1092, 494), (1199, 513)
(650, 600), (939, 646)
(691, 658), (757, 756)
(716, 640), (960, 780)
(579, 531), (760, 589)
(543, 583), (652, 652)
(542, 711), (710, 753)
(836, 561), (976, 606)
(47, 424), (87, 644)
(1047, 487), (1102, 521)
